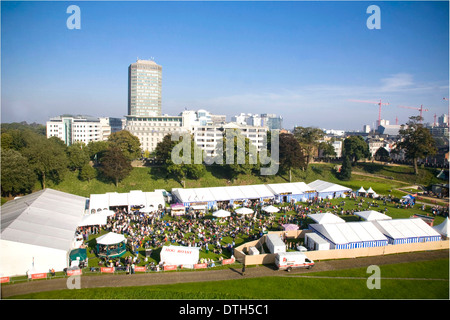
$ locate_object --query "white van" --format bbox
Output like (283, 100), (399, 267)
(275, 252), (314, 272)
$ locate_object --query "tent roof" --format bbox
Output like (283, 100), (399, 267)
(311, 221), (388, 244)
(96, 232), (126, 245)
(354, 210), (392, 221)
(433, 218), (449, 237)
(373, 218), (441, 239)
(172, 184), (275, 203)
(89, 190), (165, 211)
(307, 212), (345, 224)
(78, 214), (107, 227)
(357, 187), (366, 193)
(1, 188), (87, 251)
(267, 182), (314, 195)
(307, 180), (352, 193)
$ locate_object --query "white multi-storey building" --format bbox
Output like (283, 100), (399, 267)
(231, 113), (282, 130)
(46, 115), (102, 146)
(125, 109), (268, 156)
(124, 115), (187, 153)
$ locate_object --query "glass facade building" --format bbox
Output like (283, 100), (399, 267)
(128, 59), (162, 117)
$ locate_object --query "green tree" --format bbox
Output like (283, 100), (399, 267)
(374, 147), (390, 162)
(108, 130), (141, 161)
(293, 126), (324, 169)
(396, 116), (437, 175)
(155, 134), (177, 162)
(1, 148), (37, 196)
(218, 130), (260, 181)
(99, 146), (132, 187)
(86, 140), (109, 163)
(339, 155), (352, 181)
(1, 132), (14, 150)
(279, 133), (306, 182)
(67, 142), (90, 171)
(343, 135), (370, 165)
(79, 163), (97, 182)
(22, 136), (68, 189)
(156, 133), (206, 187)
(318, 141), (337, 159)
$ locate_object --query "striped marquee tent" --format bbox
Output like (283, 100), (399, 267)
(307, 212), (346, 224)
(266, 182), (315, 203)
(354, 210), (392, 222)
(309, 221), (389, 250)
(307, 180), (352, 199)
(171, 184), (275, 209)
(373, 218), (442, 245)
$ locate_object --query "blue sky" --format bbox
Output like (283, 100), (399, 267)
(1, 1), (449, 130)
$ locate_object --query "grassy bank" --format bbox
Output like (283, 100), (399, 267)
(22, 162), (445, 199)
(7, 258), (448, 299)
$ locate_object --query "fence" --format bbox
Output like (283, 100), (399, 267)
(2, 257), (241, 284)
(235, 231), (450, 266)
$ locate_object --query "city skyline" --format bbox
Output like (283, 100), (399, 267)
(1, 1), (449, 130)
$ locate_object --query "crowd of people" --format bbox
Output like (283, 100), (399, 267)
(74, 192), (448, 271)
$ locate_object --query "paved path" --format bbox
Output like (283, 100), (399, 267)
(2, 250), (448, 298)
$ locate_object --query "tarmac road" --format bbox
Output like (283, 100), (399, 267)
(1, 250), (448, 298)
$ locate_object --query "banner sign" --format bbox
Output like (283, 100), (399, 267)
(163, 265), (177, 271)
(194, 263), (208, 269)
(31, 273), (47, 280)
(222, 258), (235, 265)
(100, 267), (115, 273)
(67, 269), (82, 276)
(0, 277), (10, 283)
(134, 266), (146, 272)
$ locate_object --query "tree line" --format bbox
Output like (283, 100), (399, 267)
(1, 116), (436, 197)
(1, 124), (141, 197)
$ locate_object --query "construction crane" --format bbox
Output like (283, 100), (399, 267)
(349, 99), (389, 126)
(398, 105), (429, 122)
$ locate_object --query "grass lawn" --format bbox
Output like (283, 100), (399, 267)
(7, 258), (448, 299)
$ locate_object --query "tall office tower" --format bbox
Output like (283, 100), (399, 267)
(128, 59), (162, 116)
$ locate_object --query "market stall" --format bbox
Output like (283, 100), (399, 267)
(170, 204), (186, 216)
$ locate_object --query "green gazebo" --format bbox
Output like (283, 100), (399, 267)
(96, 232), (127, 258)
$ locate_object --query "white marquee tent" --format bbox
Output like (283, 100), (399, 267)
(172, 184), (275, 209)
(78, 213), (107, 227)
(307, 212), (346, 224)
(0, 189), (88, 277)
(307, 180), (352, 198)
(373, 218), (442, 244)
(354, 210), (392, 221)
(266, 182), (315, 202)
(89, 190), (165, 213)
(433, 217), (449, 238)
(309, 221), (389, 249)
